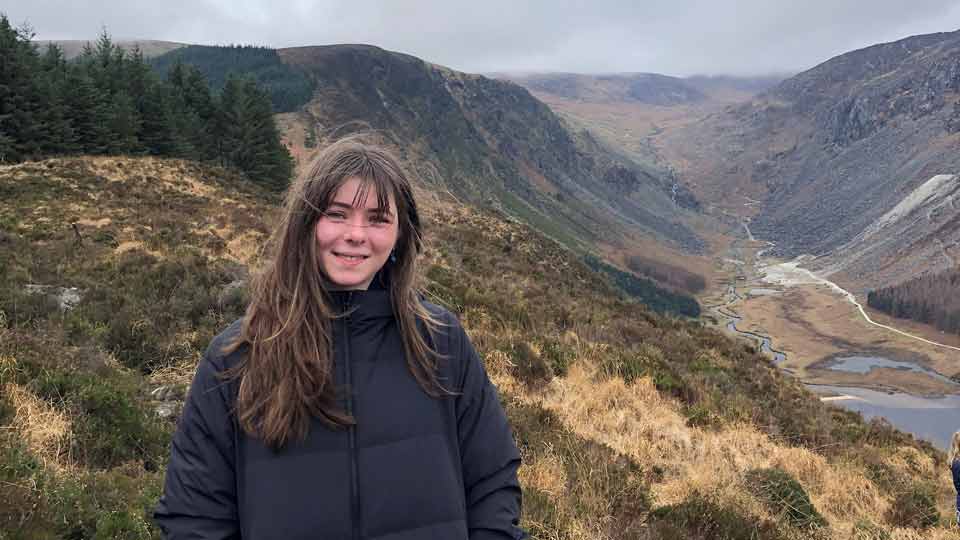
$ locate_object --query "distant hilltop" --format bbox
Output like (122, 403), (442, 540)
(32, 39), (186, 59)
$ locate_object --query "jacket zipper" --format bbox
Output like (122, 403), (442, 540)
(344, 292), (361, 540)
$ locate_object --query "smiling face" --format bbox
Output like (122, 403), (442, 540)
(315, 177), (399, 290)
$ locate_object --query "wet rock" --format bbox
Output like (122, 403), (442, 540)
(150, 385), (184, 402)
(155, 402), (179, 419)
(24, 284), (82, 311)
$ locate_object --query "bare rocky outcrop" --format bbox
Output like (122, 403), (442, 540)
(664, 29), (960, 289)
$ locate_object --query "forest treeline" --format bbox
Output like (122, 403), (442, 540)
(624, 253), (706, 295)
(867, 267), (960, 334)
(582, 254), (701, 318)
(151, 45), (315, 113)
(0, 16), (293, 189)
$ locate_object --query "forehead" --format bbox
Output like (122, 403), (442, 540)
(329, 176), (396, 210)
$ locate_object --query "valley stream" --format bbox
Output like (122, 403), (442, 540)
(710, 230), (960, 451)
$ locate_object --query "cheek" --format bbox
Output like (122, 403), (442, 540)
(314, 223), (337, 249)
(371, 225), (399, 250)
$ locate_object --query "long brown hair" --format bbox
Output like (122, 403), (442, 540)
(225, 136), (444, 449)
(950, 431), (960, 464)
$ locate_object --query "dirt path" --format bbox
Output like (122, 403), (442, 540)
(762, 261), (960, 354)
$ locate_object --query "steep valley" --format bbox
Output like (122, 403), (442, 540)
(5, 25), (960, 539)
(507, 36), (960, 463)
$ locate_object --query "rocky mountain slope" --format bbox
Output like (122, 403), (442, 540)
(660, 29), (960, 288)
(1, 157), (957, 538)
(269, 45), (704, 254)
(498, 72), (783, 185)
(809, 173), (960, 294)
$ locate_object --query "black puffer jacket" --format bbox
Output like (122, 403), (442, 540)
(154, 289), (526, 539)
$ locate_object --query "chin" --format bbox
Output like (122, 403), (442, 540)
(324, 269), (373, 290)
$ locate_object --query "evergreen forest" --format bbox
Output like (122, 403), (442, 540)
(0, 16), (293, 189)
(867, 267), (960, 335)
(150, 44), (315, 113)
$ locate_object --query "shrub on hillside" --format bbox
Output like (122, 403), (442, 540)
(32, 460), (162, 540)
(26, 367), (170, 469)
(852, 519), (891, 540)
(538, 336), (573, 377)
(72, 250), (246, 372)
(507, 340), (552, 386)
(0, 433), (44, 533)
(650, 491), (790, 540)
(886, 482), (940, 529)
(744, 467), (827, 529)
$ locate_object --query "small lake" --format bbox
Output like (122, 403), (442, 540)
(807, 384), (960, 451)
(824, 355), (959, 387)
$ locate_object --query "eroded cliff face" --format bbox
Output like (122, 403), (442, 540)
(811, 173), (960, 294)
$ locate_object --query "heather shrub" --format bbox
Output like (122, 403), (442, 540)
(650, 491), (788, 540)
(886, 482), (940, 529)
(744, 467), (827, 529)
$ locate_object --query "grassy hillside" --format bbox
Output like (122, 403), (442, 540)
(1, 157), (958, 539)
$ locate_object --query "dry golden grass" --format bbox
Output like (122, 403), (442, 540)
(3, 382), (72, 471)
(115, 240), (164, 258)
(224, 229), (268, 265)
(891, 530), (960, 540)
(86, 156), (216, 198)
(518, 450), (567, 498)
(502, 358), (960, 538)
(73, 217), (112, 228)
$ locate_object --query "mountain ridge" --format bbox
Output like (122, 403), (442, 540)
(270, 44), (705, 254)
(656, 28), (960, 292)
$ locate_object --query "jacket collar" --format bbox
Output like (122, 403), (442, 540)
(327, 270), (394, 323)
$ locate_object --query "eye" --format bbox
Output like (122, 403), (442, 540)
(324, 210), (347, 221)
(370, 214), (392, 226)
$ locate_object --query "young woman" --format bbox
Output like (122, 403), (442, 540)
(154, 137), (526, 540)
(951, 431), (960, 526)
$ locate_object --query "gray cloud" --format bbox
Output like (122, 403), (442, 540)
(5, 0), (960, 76)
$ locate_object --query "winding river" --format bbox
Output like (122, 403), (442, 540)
(713, 227), (960, 451)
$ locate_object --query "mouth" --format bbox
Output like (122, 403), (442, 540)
(333, 251), (370, 263)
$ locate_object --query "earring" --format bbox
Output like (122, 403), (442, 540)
(389, 250), (397, 263)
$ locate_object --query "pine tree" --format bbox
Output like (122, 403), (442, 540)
(0, 15), (44, 161)
(37, 44), (76, 153)
(106, 91), (142, 154)
(141, 82), (193, 156)
(216, 74), (252, 168)
(242, 78), (293, 188)
(65, 69), (110, 154)
(215, 74), (292, 188)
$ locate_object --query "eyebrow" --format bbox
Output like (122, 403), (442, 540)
(326, 201), (394, 215)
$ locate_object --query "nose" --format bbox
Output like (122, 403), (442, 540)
(343, 217), (367, 244)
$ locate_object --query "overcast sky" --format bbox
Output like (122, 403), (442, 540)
(6, 0), (960, 76)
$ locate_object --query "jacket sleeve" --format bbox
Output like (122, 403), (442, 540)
(450, 315), (527, 540)
(952, 460), (960, 498)
(154, 339), (240, 540)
